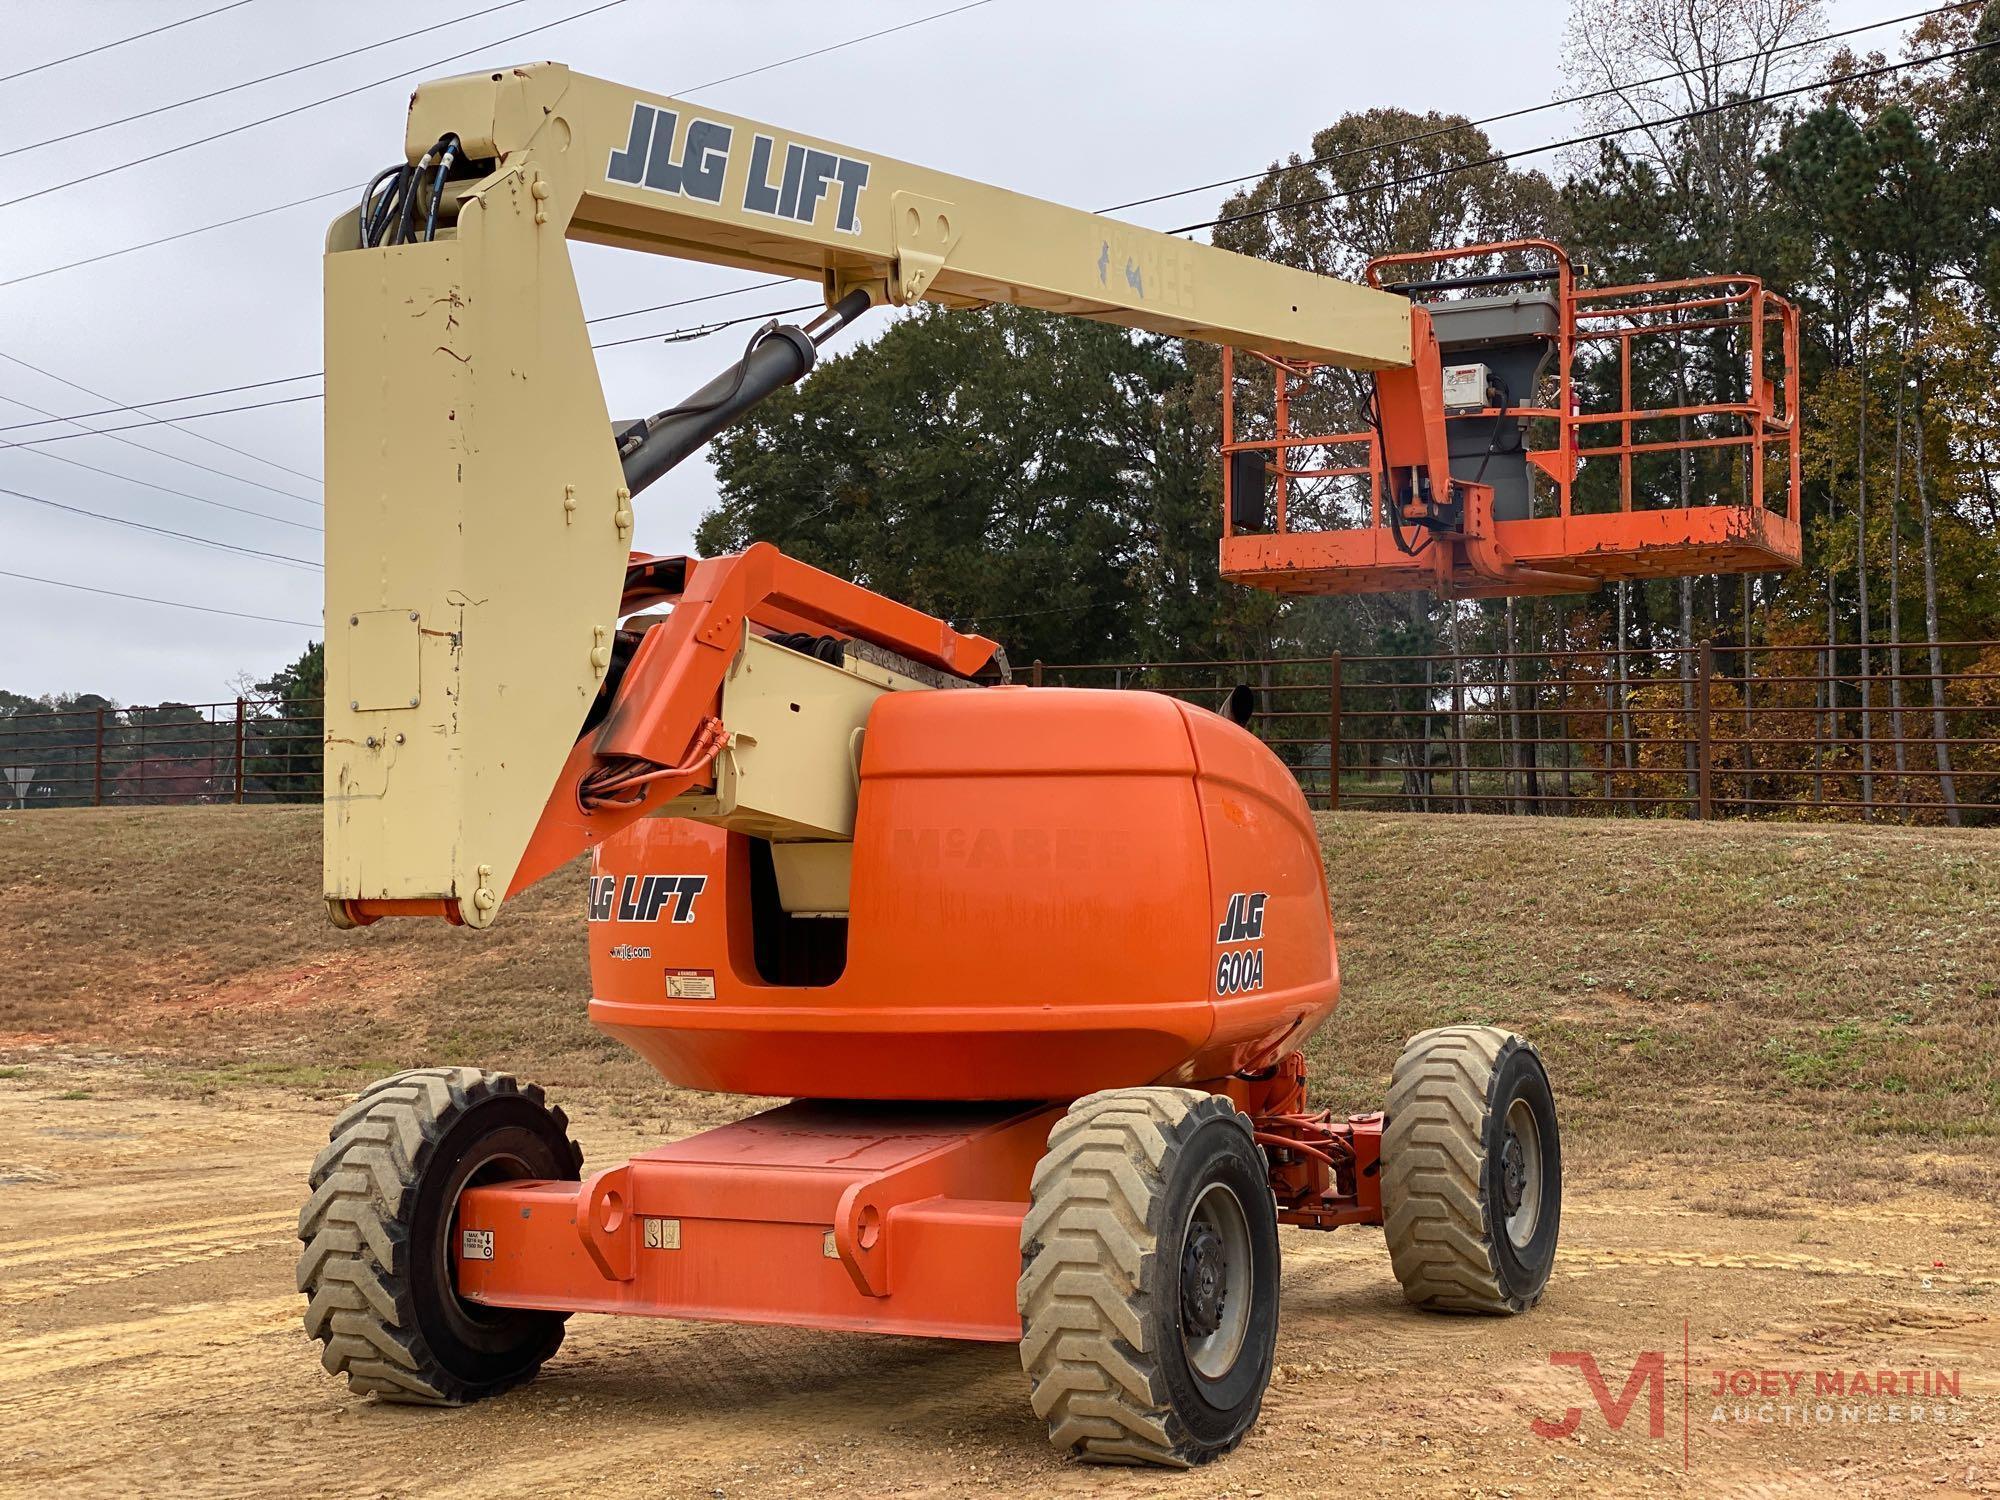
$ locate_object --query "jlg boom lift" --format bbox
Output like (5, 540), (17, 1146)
(304, 63), (1798, 1466)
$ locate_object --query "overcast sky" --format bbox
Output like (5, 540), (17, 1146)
(0, 0), (1914, 707)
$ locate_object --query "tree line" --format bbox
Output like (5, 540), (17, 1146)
(697, 0), (2000, 820)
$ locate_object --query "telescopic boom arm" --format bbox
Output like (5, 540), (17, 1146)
(321, 62), (1464, 929)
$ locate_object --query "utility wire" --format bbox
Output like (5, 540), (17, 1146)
(0, 1), (990, 635)
(0, 0), (636, 213)
(0, 349), (317, 488)
(0, 2), (1968, 428)
(0, 0), (263, 86)
(0, 486), (320, 570)
(1100, 0), (1983, 215)
(1, 0), (536, 163)
(670, 0), (996, 95)
(11, 445), (323, 533)
(1174, 32), (2000, 234)
(1, 0), (991, 165)
(8, 24), (1987, 441)
(0, 384), (321, 507)
(0, 280), (796, 434)
(0, 0), (998, 285)
(0, 393), (327, 448)
(0, 372), (326, 434)
(0, 298), (829, 448)
(0, 187), (351, 294)
(0, 567), (318, 628)
(15, 10), (1972, 628)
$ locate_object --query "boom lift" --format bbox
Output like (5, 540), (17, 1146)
(303, 62), (1773, 1466)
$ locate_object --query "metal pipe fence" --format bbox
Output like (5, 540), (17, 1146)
(0, 697), (320, 808)
(5, 639), (1997, 823)
(1032, 638), (2000, 825)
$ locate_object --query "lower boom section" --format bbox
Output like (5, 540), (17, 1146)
(455, 1098), (1057, 1342)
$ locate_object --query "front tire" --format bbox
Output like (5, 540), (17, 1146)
(1382, 1026), (1561, 1313)
(1018, 1087), (1280, 1467)
(297, 1066), (583, 1404)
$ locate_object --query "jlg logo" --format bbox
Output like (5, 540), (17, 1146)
(606, 101), (871, 234)
(588, 874), (706, 924)
(1215, 892), (1268, 996)
(1216, 892), (1267, 943)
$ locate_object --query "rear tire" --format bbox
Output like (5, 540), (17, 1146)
(297, 1066), (583, 1404)
(1018, 1087), (1280, 1467)
(1382, 1026), (1561, 1314)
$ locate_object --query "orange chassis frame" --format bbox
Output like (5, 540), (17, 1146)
(458, 1057), (1380, 1341)
(435, 548), (1378, 1341)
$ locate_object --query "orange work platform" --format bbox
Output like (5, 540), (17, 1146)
(1218, 239), (1803, 598)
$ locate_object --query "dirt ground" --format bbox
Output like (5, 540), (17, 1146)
(0, 1062), (1993, 1499)
(3, 807), (1998, 1496)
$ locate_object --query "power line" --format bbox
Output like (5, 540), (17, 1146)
(0, 485), (320, 570)
(584, 277), (793, 328)
(0, 392), (326, 448)
(1100, 0), (1982, 216)
(0, 280), (795, 434)
(1, 0), (537, 163)
(0, 567), (317, 629)
(0, 0), (262, 86)
(1174, 32), (2000, 235)
(0, 383), (321, 507)
(0, 187), (351, 294)
(0, 297), (829, 449)
(10, 445), (322, 534)
(0, 372), (324, 435)
(3, 11), (1986, 450)
(670, 0), (997, 95)
(0, 0), (1000, 285)
(0, 0), (637, 213)
(576, 301), (824, 350)
(0, 348), (317, 488)
(4, 12), (1984, 466)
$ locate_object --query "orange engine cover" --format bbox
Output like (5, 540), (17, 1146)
(586, 686), (1339, 1100)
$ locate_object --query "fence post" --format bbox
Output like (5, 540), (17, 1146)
(1695, 640), (1714, 820)
(1030, 659), (1044, 688)
(233, 697), (247, 804)
(93, 708), (105, 807)
(1327, 653), (1342, 812)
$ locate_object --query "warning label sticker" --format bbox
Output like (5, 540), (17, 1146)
(460, 1229), (494, 1261)
(665, 969), (717, 1000)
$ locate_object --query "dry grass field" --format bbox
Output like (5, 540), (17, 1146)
(2, 806), (1997, 1496)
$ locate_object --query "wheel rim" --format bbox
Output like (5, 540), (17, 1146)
(437, 1131), (542, 1343)
(1179, 1180), (1253, 1381)
(1499, 1096), (1544, 1248)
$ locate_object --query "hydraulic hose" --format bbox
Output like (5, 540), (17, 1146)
(618, 288), (872, 497)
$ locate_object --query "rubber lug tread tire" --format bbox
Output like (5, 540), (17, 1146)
(297, 1066), (581, 1405)
(1018, 1086), (1264, 1468)
(1382, 1025), (1551, 1314)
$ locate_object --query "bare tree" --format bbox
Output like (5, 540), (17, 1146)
(1562, 0), (1829, 258)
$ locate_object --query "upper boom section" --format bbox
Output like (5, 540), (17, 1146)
(321, 61), (1418, 931)
(397, 63), (1412, 368)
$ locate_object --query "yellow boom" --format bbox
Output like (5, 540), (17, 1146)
(322, 62), (1415, 927)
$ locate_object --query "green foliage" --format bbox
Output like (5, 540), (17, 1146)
(700, 304), (1276, 664)
(246, 642), (323, 802)
(699, 111), (1559, 668)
